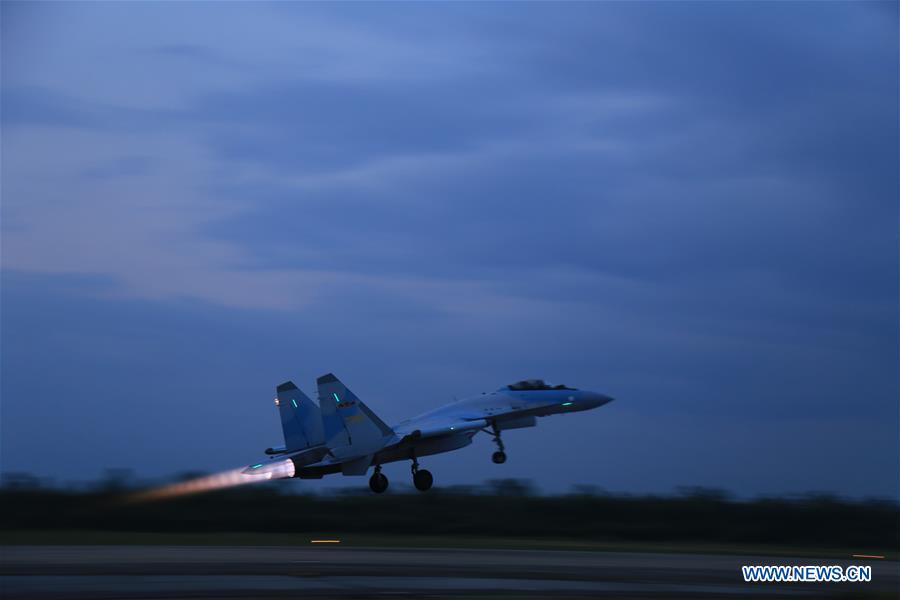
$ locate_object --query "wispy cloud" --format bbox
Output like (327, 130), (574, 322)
(1, 2), (896, 495)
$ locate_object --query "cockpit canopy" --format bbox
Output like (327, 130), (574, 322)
(506, 379), (576, 391)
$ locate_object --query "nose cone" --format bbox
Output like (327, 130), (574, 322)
(587, 392), (615, 408)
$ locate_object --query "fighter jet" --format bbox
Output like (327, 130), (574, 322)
(243, 374), (614, 493)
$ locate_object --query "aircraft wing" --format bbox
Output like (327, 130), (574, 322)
(393, 418), (487, 442)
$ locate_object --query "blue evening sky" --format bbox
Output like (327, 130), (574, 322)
(2, 2), (897, 497)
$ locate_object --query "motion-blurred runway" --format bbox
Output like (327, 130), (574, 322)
(2, 545), (897, 599)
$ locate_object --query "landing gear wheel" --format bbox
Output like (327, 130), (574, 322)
(369, 472), (388, 494)
(413, 469), (433, 491)
(489, 421), (507, 464)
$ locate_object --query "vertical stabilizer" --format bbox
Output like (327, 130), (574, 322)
(276, 381), (324, 451)
(317, 373), (392, 456)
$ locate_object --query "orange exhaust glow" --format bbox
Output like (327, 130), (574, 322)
(124, 459), (295, 504)
(310, 539), (341, 544)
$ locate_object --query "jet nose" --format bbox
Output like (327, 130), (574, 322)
(589, 392), (615, 407)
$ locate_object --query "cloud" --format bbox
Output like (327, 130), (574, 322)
(1, 2), (896, 495)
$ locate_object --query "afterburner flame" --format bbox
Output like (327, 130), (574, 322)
(241, 459), (296, 479)
(124, 459), (295, 504)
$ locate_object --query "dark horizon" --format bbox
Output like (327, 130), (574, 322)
(2, 463), (898, 504)
(4, 476), (897, 556)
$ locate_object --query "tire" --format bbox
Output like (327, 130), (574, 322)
(413, 469), (433, 491)
(369, 472), (388, 494)
(492, 451), (507, 464)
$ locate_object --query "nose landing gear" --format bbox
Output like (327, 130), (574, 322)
(369, 465), (388, 494)
(410, 453), (433, 491)
(489, 421), (507, 464)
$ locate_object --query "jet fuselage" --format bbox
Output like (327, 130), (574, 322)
(246, 377), (614, 492)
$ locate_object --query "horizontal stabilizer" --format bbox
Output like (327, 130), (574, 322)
(290, 445), (331, 467)
(340, 454), (374, 476)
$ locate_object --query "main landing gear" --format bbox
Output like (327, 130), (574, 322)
(410, 453), (433, 492)
(369, 458), (435, 494)
(490, 422), (507, 464)
(369, 465), (388, 494)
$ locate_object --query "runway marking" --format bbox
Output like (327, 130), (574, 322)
(310, 539), (342, 544)
(852, 554), (884, 559)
